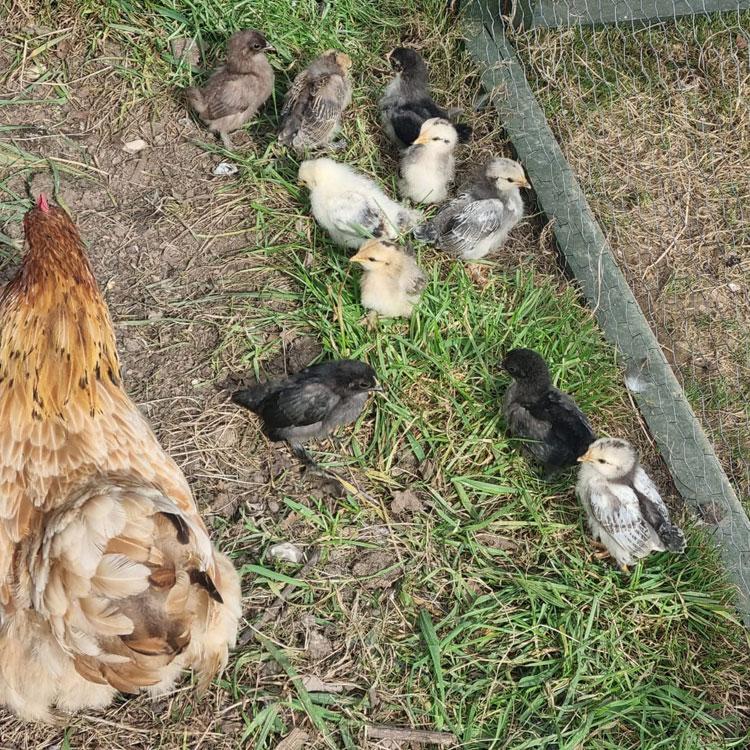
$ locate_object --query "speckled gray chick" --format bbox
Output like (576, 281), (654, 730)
(577, 437), (686, 571)
(414, 158), (529, 259)
(278, 50), (353, 152)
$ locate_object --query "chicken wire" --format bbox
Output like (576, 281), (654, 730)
(464, 1), (750, 620)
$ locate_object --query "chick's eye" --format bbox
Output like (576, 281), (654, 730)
(432, 137), (441, 142)
(368, 257), (378, 262)
(506, 177), (514, 183)
(597, 459), (606, 464)
(253, 43), (261, 49)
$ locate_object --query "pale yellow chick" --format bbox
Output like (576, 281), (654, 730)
(350, 239), (427, 328)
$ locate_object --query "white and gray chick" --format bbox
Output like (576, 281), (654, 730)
(379, 47), (471, 149)
(298, 158), (422, 250)
(502, 348), (595, 479)
(350, 239), (427, 327)
(576, 437), (686, 572)
(414, 158), (529, 260)
(278, 50), (353, 153)
(398, 118), (457, 205)
(186, 30), (275, 150)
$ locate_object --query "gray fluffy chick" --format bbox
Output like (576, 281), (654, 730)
(413, 158), (529, 260)
(231, 360), (381, 469)
(278, 50), (353, 152)
(186, 30), (275, 150)
(576, 437), (686, 572)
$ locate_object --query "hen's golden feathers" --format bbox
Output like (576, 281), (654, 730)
(0, 200), (240, 722)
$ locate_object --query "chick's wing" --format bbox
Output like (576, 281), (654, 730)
(588, 482), (652, 557)
(303, 74), (349, 141)
(528, 390), (594, 450)
(443, 198), (507, 254)
(330, 193), (386, 238)
(391, 99), (442, 145)
(260, 382), (340, 428)
(203, 74), (257, 120)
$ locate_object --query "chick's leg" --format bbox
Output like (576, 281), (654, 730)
(289, 442), (345, 496)
(327, 137), (348, 152)
(220, 131), (235, 151)
(360, 310), (379, 331)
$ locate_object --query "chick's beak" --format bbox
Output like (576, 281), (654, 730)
(518, 178), (531, 189)
(264, 43), (276, 53)
(370, 384), (384, 393)
(349, 254), (365, 265)
(577, 450), (593, 463)
(413, 134), (431, 145)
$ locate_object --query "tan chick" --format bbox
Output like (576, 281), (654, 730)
(350, 239), (427, 328)
(186, 29), (275, 150)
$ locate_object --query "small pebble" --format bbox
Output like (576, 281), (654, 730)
(269, 542), (304, 564)
(213, 161), (238, 176)
(122, 138), (148, 153)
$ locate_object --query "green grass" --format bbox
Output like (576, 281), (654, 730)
(2, 1), (750, 748)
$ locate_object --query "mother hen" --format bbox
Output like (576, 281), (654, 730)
(0, 196), (241, 722)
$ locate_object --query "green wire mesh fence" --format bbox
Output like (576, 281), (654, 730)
(465, 0), (750, 618)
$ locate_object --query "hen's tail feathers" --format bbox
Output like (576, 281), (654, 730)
(454, 122), (472, 144)
(231, 384), (273, 413)
(186, 87), (206, 115)
(32, 480), (240, 700)
(413, 221), (438, 244)
(658, 522), (686, 553)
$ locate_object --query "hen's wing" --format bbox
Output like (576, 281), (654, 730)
(439, 198), (507, 256)
(259, 382), (340, 431)
(587, 482), (653, 559)
(202, 74), (255, 120)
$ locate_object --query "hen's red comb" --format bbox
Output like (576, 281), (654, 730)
(37, 193), (50, 213)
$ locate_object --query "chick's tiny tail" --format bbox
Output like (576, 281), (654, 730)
(658, 523), (686, 553)
(186, 87), (206, 115)
(413, 221), (438, 243)
(454, 122), (473, 144)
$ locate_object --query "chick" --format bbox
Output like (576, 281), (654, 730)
(186, 30), (275, 150)
(232, 360), (381, 468)
(379, 47), (472, 148)
(350, 239), (427, 327)
(414, 158), (529, 260)
(278, 50), (353, 153)
(298, 158), (422, 250)
(398, 118), (457, 205)
(502, 349), (596, 478)
(577, 438), (686, 572)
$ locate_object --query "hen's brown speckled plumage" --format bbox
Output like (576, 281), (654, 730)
(0, 200), (240, 722)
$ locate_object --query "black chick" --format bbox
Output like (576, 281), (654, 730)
(502, 349), (595, 478)
(379, 47), (472, 148)
(232, 360), (381, 466)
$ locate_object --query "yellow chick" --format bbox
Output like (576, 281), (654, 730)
(350, 239), (427, 328)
